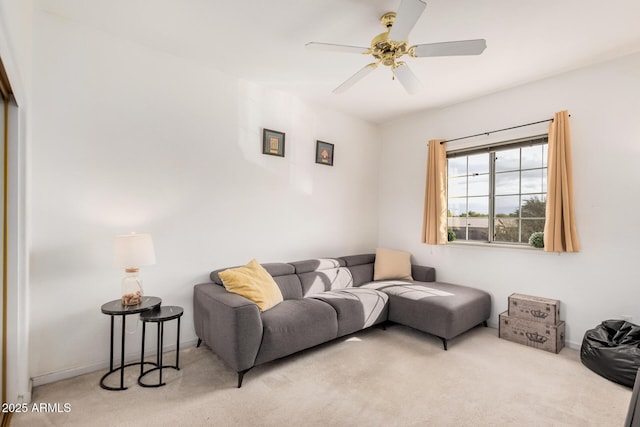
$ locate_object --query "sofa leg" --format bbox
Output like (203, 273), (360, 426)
(196, 338), (202, 348)
(482, 320), (488, 327)
(237, 368), (252, 388)
(440, 337), (448, 351)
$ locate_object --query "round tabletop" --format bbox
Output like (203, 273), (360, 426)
(139, 306), (184, 322)
(101, 296), (162, 315)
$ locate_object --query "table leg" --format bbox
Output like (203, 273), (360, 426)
(120, 315), (126, 389)
(140, 320), (146, 377)
(109, 315), (114, 372)
(176, 316), (181, 370)
(159, 321), (164, 385)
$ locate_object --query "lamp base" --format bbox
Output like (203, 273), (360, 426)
(121, 269), (144, 306)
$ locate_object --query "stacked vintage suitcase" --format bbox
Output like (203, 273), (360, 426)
(499, 293), (565, 354)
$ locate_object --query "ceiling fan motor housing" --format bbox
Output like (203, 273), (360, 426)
(372, 12), (409, 67)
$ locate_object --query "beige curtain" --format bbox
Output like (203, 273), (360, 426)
(422, 139), (448, 244)
(544, 110), (580, 252)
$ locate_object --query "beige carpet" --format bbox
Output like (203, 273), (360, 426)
(12, 325), (632, 426)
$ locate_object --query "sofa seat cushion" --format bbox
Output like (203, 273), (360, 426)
(361, 281), (491, 340)
(310, 288), (389, 337)
(254, 298), (338, 365)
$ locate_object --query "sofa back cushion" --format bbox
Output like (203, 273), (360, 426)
(290, 258), (354, 296)
(339, 254), (375, 286)
(211, 262), (303, 300)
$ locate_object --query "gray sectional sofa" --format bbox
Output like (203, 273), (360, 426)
(193, 254), (491, 387)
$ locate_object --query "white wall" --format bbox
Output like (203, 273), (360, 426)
(379, 52), (640, 348)
(29, 10), (380, 383)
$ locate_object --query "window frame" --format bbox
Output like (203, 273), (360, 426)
(446, 135), (548, 245)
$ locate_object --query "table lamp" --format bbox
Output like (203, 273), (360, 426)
(114, 232), (156, 306)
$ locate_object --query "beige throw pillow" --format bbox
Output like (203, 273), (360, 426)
(218, 259), (283, 312)
(374, 248), (413, 281)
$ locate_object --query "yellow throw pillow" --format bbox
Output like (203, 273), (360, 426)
(218, 259), (283, 312)
(374, 248), (413, 281)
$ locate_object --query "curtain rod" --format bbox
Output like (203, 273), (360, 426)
(440, 115), (570, 145)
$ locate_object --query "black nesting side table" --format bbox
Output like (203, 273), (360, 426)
(138, 305), (184, 387)
(100, 296), (162, 391)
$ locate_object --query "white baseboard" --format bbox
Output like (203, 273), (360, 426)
(31, 338), (199, 387)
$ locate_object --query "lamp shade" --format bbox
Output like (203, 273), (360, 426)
(114, 232), (156, 269)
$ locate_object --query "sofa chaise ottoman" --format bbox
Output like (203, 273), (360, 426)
(193, 253), (491, 387)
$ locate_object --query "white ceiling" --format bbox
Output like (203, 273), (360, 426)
(37, 0), (640, 124)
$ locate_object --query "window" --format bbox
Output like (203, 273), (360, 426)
(447, 136), (548, 244)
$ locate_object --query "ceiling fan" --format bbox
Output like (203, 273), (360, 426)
(306, 0), (487, 95)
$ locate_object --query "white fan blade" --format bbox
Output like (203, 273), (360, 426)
(393, 63), (421, 94)
(306, 42), (369, 54)
(333, 63), (377, 94)
(388, 0), (427, 42)
(412, 39), (487, 57)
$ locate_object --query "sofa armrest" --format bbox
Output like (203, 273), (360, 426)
(411, 264), (436, 282)
(193, 283), (263, 372)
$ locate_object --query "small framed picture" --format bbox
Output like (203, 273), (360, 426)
(262, 129), (285, 157)
(315, 141), (334, 166)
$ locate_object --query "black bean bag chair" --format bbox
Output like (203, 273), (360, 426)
(581, 320), (640, 388)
